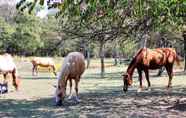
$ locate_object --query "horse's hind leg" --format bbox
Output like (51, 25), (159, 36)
(144, 69), (151, 91)
(12, 69), (18, 90)
(52, 65), (57, 76)
(35, 66), (38, 76)
(32, 65), (36, 76)
(165, 64), (173, 89)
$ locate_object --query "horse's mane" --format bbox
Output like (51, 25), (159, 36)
(57, 56), (70, 80)
(128, 48), (144, 68)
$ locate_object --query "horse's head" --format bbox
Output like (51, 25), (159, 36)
(122, 73), (132, 92)
(54, 84), (66, 106)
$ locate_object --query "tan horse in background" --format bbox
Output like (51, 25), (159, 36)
(31, 57), (57, 76)
(0, 53), (20, 90)
(55, 52), (85, 106)
(123, 48), (180, 92)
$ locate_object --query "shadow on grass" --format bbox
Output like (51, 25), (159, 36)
(22, 76), (56, 80)
(84, 71), (123, 79)
(168, 102), (186, 112)
(84, 69), (186, 80)
(22, 70), (185, 80)
(1, 85), (186, 118)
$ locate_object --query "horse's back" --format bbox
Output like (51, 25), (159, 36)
(70, 52), (85, 75)
(0, 53), (16, 72)
(135, 48), (178, 68)
(31, 57), (55, 66)
(58, 52), (85, 79)
(155, 48), (177, 63)
(66, 52), (85, 75)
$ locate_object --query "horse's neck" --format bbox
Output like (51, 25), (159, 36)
(127, 59), (137, 77)
(60, 76), (68, 88)
(127, 65), (136, 77)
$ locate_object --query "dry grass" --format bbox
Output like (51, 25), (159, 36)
(0, 57), (186, 118)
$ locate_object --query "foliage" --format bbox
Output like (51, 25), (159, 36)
(119, 39), (138, 58)
(14, 0), (186, 57)
(11, 13), (44, 55)
(16, 0), (185, 50)
(0, 17), (15, 52)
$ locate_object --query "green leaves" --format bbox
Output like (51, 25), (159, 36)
(0, 17), (15, 40)
(16, 0), (26, 10)
(39, 0), (45, 5)
(14, 0), (185, 56)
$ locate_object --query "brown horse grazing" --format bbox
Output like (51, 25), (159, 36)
(31, 57), (57, 76)
(0, 53), (20, 90)
(55, 52), (85, 106)
(123, 48), (180, 92)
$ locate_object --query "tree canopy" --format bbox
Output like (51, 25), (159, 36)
(14, 0), (186, 73)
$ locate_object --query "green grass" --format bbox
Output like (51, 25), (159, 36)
(0, 57), (186, 118)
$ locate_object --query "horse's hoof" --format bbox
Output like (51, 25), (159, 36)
(74, 96), (80, 103)
(137, 88), (142, 93)
(68, 96), (73, 100)
(15, 88), (19, 91)
(166, 86), (172, 90)
(55, 102), (62, 106)
(147, 88), (151, 92)
(123, 87), (128, 92)
(55, 100), (63, 106)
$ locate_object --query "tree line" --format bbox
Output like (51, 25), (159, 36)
(1, 0), (186, 75)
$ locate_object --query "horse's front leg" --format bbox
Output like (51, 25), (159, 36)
(144, 69), (151, 91)
(3, 73), (8, 84)
(12, 69), (19, 90)
(68, 78), (73, 100)
(74, 77), (80, 103)
(52, 65), (57, 76)
(137, 68), (143, 92)
(32, 65), (36, 76)
(2, 73), (8, 93)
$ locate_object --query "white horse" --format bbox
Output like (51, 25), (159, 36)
(0, 53), (20, 90)
(31, 57), (57, 76)
(55, 52), (85, 106)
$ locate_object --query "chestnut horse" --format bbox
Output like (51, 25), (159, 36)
(123, 48), (180, 92)
(55, 52), (85, 106)
(0, 53), (20, 90)
(31, 57), (57, 76)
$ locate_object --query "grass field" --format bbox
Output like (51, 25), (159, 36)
(0, 58), (186, 118)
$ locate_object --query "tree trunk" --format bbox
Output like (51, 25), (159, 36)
(114, 57), (118, 66)
(183, 32), (186, 71)
(99, 40), (105, 77)
(113, 48), (118, 66)
(86, 47), (90, 68)
(139, 34), (148, 48)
